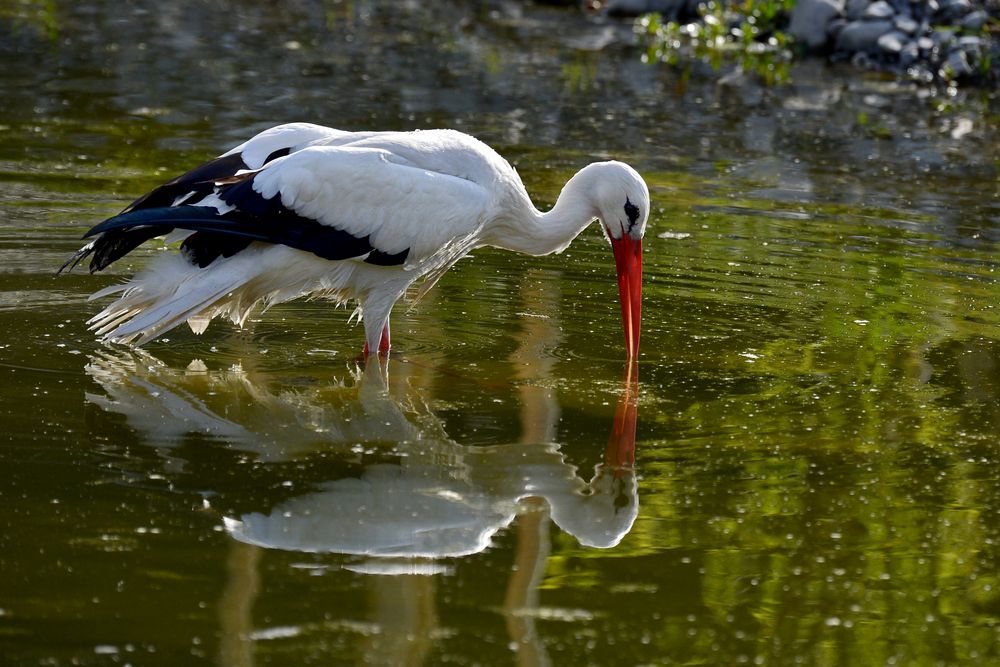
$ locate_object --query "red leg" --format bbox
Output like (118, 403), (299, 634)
(362, 323), (391, 359)
(378, 322), (391, 353)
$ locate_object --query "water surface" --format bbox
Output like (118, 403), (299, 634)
(2, 2), (999, 665)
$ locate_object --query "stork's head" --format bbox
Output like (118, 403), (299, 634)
(588, 161), (648, 359)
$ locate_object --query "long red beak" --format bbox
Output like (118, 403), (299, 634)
(610, 234), (642, 358)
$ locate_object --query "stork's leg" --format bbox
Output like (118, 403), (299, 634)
(362, 323), (391, 358)
(378, 322), (391, 353)
(360, 283), (407, 360)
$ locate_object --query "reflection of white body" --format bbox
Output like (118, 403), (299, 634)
(226, 441), (637, 558)
(85, 351), (638, 559)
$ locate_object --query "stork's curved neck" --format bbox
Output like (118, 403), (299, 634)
(490, 166), (601, 257)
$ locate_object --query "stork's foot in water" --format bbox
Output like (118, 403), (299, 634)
(362, 324), (391, 360)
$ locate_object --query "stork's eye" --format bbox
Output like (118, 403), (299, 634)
(624, 198), (640, 226)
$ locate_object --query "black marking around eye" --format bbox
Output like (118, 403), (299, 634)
(624, 197), (640, 231)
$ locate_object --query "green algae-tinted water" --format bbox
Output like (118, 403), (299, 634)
(2, 2), (999, 665)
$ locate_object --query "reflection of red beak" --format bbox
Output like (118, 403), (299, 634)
(605, 359), (638, 471)
(610, 234), (643, 359)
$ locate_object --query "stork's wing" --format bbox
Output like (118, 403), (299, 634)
(65, 141), (493, 274)
(248, 145), (493, 264)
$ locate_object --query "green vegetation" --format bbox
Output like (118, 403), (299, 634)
(638, 1), (793, 84)
(637, 0), (999, 88)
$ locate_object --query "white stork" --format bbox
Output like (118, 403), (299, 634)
(61, 123), (648, 358)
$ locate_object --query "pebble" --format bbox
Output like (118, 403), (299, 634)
(878, 30), (909, 54)
(836, 19), (894, 53)
(960, 10), (988, 30)
(945, 49), (973, 77)
(864, 1), (896, 20)
(827, 17), (848, 40)
(893, 15), (919, 35)
(932, 29), (955, 48)
(958, 35), (983, 59)
(939, 0), (972, 19)
(846, 0), (871, 20)
(789, 0), (846, 49)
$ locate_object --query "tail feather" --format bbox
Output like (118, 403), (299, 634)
(90, 254), (254, 345)
(90, 307), (142, 337)
(88, 282), (129, 301)
(85, 245), (371, 346)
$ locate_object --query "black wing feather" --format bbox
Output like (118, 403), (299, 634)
(58, 151), (255, 274)
(181, 232), (254, 268)
(79, 204), (405, 266)
(123, 147), (290, 214)
(61, 147), (409, 274)
(122, 152), (248, 214)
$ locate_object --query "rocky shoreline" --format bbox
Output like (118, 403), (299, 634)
(610, 0), (999, 87)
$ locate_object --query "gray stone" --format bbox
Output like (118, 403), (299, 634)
(900, 40), (919, 66)
(827, 17), (848, 39)
(893, 15), (919, 35)
(932, 29), (954, 48)
(864, 0), (895, 20)
(960, 10), (988, 31)
(835, 19), (894, 52)
(846, 0), (870, 20)
(939, 0), (971, 20)
(917, 36), (934, 52)
(958, 35), (983, 60)
(878, 30), (909, 54)
(944, 49), (973, 77)
(789, 0), (845, 49)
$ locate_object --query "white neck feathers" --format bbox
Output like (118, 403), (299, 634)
(488, 165), (602, 257)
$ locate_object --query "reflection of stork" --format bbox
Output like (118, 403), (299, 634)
(84, 351), (638, 556)
(62, 123), (647, 359)
(83, 350), (638, 666)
